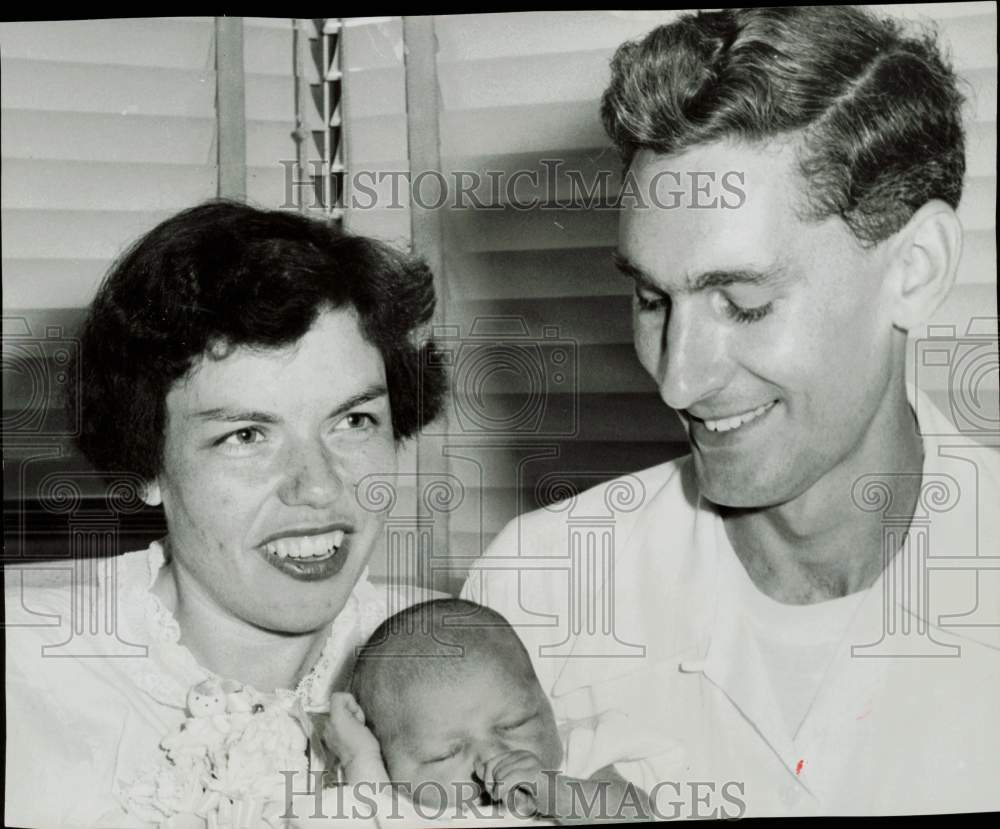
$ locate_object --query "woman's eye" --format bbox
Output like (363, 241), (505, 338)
(218, 427), (264, 447)
(334, 412), (377, 431)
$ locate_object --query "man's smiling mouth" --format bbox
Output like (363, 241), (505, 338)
(698, 401), (777, 433)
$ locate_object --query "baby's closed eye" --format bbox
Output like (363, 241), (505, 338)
(422, 744), (462, 764)
(498, 712), (538, 731)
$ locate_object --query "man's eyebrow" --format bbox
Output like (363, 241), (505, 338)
(688, 267), (781, 291)
(191, 384), (389, 423)
(613, 251), (788, 292)
(612, 252), (658, 290)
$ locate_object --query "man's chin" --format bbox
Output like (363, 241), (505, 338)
(693, 457), (789, 510)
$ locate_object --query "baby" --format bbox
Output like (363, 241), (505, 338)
(323, 598), (648, 823)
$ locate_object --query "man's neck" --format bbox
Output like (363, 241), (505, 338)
(151, 560), (330, 693)
(722, 380), (924, 604)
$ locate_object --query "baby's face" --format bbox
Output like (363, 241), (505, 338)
(378, 660), (563, 809)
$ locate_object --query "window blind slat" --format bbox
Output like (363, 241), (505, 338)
(456, 296), (631, 345)
(448, 249), (624, 301)
(435, 11), (682, 62)
(342, 67), (407, 118)
(446, 206), (614, 253)
(1, 159), (216, 211)
(1, 111), (215, 164)
(1, 209), (175, 261)
(967, 120), (996, 177)
(1, 58), (215, 116)
(959, 229), (996, 287)
(0, 19), (213, 68)
(2, 260), (110, 309)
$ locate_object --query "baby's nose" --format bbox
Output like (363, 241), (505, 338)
(472, 737), (511, 769)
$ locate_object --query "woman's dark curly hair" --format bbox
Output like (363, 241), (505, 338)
(67, 200), (447, 481)
(601, 5), (966, 245)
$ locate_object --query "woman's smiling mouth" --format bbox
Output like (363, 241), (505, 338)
(265, 529), (345, 560)
(258, 527), (353, 580)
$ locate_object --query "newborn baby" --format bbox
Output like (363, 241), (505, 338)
(323, 598), (648, 823)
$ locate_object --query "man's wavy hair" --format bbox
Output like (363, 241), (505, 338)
(68, 200), (447, 482)
(601, 5), (966, 245)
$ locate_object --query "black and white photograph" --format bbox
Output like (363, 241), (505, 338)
(2, 7), (998, 826)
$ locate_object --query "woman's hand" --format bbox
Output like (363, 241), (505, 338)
(322, 692), (388, 785)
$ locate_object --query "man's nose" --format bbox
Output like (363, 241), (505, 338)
(656, 302), (730, 412)
(277, 440), (343, 508)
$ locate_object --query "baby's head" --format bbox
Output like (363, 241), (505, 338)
(351, 599), (563, 808)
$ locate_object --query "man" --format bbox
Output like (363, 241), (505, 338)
(464, 5), (999, 817)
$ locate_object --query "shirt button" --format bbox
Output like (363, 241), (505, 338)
(780, 785), (803, 809)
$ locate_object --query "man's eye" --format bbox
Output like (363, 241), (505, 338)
(724, 297), (772, 324)
(634, 289), (669, 313)
(334, 412), (377, 431)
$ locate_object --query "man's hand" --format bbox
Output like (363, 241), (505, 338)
(476, 749), (554, 818)
(322, 692), (386, 784)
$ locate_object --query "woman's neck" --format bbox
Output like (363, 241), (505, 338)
(151, 555), (331, 693)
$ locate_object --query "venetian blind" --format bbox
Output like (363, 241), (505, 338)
(1, 18), (220, 558)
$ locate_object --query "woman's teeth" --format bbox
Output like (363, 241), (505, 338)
(266, 529), (345, 559)
(703, 401), (776, 433)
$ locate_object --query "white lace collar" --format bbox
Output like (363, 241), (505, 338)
(112, 541), (386, 712)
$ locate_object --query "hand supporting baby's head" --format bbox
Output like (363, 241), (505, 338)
(335, 598), (563, 810)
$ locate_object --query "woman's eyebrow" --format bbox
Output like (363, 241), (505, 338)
(190, 384), (388, 424)
(329, 385), (389, 419)
(192, 408), (280, 424)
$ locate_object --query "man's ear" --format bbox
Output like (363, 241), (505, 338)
(885, 199), (962, 333)
(142, 480), (163, 507)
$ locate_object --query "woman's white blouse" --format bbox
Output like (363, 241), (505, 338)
(4, 542), (389, 829)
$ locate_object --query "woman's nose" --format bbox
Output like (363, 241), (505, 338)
(277, 442), (343, 508)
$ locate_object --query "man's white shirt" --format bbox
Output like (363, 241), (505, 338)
(462, 389), (1000, 816)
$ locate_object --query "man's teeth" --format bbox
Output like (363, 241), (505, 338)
(266, 529), (345, 560)
(703, 402), (775, 433)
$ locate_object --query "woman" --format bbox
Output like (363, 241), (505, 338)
(4, 201), (447, 828)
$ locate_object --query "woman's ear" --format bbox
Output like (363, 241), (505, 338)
(142, 480), (163, 507)
(885, 199), (963, 333)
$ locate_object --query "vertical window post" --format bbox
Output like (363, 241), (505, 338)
(402, 15), (451, 580)
(215, 17), (246, 200)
